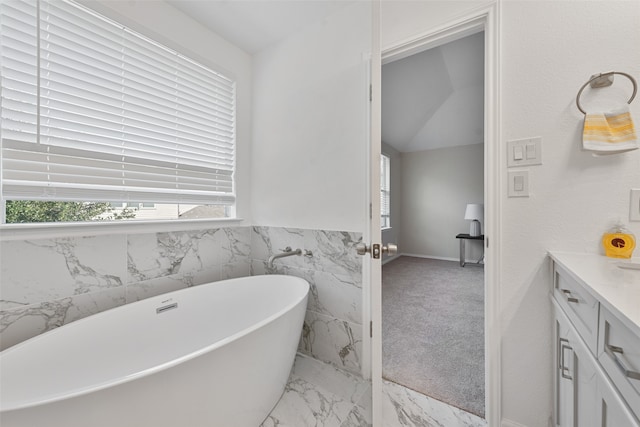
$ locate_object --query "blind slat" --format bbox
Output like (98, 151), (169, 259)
(3, 182), (235, 205)
(1, 0), (236, 209)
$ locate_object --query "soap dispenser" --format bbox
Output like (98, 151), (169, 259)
(602, 223), (636, 259)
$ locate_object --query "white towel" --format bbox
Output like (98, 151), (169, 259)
(582, 105), (638, 154)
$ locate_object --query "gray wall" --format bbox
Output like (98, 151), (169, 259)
(400, 143), (484, 261)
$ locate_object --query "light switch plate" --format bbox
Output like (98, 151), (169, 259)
(631, 189), (640, 221)
(507, 137), (542, 167)
(508, 171), (529, 197)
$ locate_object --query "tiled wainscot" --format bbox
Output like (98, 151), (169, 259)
(1, 225), (364, 379)
(0, 227), (252, 350)
(251, 226), (364, 375)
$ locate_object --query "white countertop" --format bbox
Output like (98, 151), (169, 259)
(548, 252), (640, 336)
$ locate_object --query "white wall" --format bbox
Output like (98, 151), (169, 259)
(85, 1), (373, 233)
(400, 143), (484, 261)
(80, 0), (254, 224)
(501, 2), (640, 425)
(250, 2), (372, 232)
(383, 1), (640, 426)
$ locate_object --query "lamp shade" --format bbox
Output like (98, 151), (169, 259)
(464, 203), (483, 237)
(464, 203), (483, 220)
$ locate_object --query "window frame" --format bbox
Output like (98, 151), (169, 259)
(0, 216), (245, 242)
(380, 153), (391, 230)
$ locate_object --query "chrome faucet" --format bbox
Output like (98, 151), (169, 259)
(267, 247), (303, 269)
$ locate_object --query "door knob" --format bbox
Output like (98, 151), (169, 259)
(356, 243), (370, 256)
(356, 243), (397, 259)
(383, 243), (398, 256)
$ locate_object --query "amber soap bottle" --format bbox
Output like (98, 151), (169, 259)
(602, 224), (636, 259)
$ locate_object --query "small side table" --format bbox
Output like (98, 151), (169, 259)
(455, 233), (485, 267)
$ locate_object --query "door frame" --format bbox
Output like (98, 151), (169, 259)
(369, 2), (501, 425)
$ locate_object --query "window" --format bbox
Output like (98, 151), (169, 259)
(381, 154), (390, 229)
(0, 0), (236, 224)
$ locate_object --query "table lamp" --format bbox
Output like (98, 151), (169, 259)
(464, 203), (483, 237)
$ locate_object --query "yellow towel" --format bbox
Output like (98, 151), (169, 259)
(583, 105), (638, 154)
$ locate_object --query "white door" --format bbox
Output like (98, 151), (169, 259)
(367, 5), (383, 424)
(367, 4), (500, 426)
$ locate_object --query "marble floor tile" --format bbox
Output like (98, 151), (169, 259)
(264, 356), (486, 427)
(262, 376), (355, 427)
(291, 354), (370, 405)
(264, 354), (371, 427)
(382, 380), (487, 427)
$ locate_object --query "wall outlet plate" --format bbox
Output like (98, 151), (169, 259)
(631, 189), (640, 221)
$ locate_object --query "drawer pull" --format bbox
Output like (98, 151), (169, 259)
(560, 289), (579, 303)
(604, 321), (640, 381)
(559, 338), (573, 380)
(605, 344), (640, 381)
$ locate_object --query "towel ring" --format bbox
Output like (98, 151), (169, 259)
(576, 71), (637, 115)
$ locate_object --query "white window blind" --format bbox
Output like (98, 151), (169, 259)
(1, 0), (236, 205)
(380, 154), (390, 228)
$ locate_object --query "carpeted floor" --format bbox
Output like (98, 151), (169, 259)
(382, 256), (485, 418)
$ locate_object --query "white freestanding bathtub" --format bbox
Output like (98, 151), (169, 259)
(0, 274), (309, 427)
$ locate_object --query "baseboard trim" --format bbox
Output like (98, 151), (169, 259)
(381, 254), (401, 265)
(501, 419), (529, 427)
(399, 253), (460, 263)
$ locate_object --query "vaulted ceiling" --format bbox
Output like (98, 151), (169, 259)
(382, 32), (484, 153)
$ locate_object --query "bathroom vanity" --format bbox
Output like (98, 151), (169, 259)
(549, 252), (640, 427)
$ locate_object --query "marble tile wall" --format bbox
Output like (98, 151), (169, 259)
(0, 227), (251, 350)
(251, 226), (364, 375)
(0, 224), (364, 380)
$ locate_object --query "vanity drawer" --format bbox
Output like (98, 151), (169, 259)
(553, 264), (600, 354)
(598, 305), (640, 418)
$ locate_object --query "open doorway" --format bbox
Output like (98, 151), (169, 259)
(380, 31), (486, 419)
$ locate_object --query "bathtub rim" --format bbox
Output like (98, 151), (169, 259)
(0, 274), (309, 413)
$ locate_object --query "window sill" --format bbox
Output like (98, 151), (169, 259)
(0, 217), (246, 241)
(382, 227), (393, 232)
